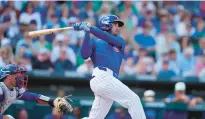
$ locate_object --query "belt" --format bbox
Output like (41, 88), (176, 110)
(97, 66), (118, 78)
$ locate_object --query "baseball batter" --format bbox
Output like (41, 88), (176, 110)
(0, 64), (73, 119)
(73, 15), (146, 119)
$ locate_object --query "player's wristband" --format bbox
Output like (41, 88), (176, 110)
(38, 95), (54, 107)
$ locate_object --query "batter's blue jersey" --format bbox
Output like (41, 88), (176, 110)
(81, 27), (125, 75)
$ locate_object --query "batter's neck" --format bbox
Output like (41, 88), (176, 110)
(3, 81), (14, 90)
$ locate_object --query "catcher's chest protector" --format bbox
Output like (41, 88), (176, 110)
(0, 82), (18, 114)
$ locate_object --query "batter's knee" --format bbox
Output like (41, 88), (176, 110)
(123, 94), (141, 108)
(131, 94), (140, 102)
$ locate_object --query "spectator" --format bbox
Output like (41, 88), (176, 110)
(61, 4), (70, 25)
(76, 58), (93, 73)
(135, 47), (148, 63)
(157, 9), (169, 33)
(137, 19), (157, 37)
(43, 13), (62, 30)
(18, 53), (32, 71)
(156, 31), (181, 59)
(143, 90), (157, 119)
(173, 5), (185, 25)
(107, 107), (131, 119)
(168, 49), (180, 75)
(157, 60), (176, 79)
(33, 48), (53, 71)
(178, 47), (196, 76)
(31, 35), (52, 56)
(175, 12), (193, 37)
(135, 1), (156, 15)
(165, 32), (181, 56)
(164, 82), (203, 119)
(195, 54), (205, 76)
(192, 20), (205, 40)
(165, 82), (203, 105)
(16, 32), (33, 56)
(134, 20), (156, 49)
(136, 56), (154, 75)
(178, 35), (191, 53)
(136, 61), (147, 75)
(122, 57), (136, 75)
(123, 44), (135, 60)
(0, 34), (11, 47)
(29, 19), (38, 31)
(194, 37), (205, 56)
(44, 108), (69, 119)
(137, 7), (156, 30)
(51, 33), (76, 65)
(15, 43), (29, 63)
(0, 1), (18, 25)
(19, 2), (42, 30)
(17, 108), (28, 119)
(54, 48), (73, 71)
(155, 26), (168, 59)
(0, 46), (15, 68)
(155, 50), (169, 72)
(1, 14), (20, 41)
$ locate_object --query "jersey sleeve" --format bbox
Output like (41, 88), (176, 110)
(90, 27), (124, 49)
(81, 31), (95, 59)
(18, 92), (40, 102)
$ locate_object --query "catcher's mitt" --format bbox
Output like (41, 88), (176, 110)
(53, 95), (73, 115)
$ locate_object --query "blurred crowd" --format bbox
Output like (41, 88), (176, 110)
(0, 1), (205, 80)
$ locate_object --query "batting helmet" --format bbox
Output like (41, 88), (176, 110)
(0, 64), (28, 89)
(99, 15), (124, 31)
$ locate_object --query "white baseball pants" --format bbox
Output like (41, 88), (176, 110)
(83, 67), (146, 119)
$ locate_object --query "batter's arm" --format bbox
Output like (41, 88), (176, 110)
(90, 27), (124, 48)
(81, 31), (95, 59)
(18, 92), (54, 106)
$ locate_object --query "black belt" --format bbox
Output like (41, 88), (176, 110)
(97, 66), (118, 78)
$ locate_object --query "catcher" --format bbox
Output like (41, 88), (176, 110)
(0, 64), (73, 119)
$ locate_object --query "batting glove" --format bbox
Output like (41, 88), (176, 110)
(72, 22), (90, 32)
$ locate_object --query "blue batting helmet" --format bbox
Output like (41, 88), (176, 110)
(99, 15), (124, 31)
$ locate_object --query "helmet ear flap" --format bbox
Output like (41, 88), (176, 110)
(104, 23), (112, 31)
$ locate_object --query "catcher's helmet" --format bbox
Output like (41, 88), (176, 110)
(0, 64), (28, 89)
(99, 15), (124, 31)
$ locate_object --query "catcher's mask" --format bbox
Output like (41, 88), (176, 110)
(16, 66), (28, 89)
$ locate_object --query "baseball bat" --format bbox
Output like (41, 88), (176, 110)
(28, 27), (73, 37)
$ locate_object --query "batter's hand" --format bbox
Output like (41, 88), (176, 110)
(53, 95), (73, 115)
(72, 22), (90, 32)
